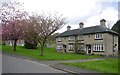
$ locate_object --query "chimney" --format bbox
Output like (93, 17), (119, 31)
(67, 25), (71, 31)
(100, 19), (106, 26)
(79, 22), (84, 29)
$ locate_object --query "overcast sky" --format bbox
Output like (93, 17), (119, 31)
(0, 0), (119, 33)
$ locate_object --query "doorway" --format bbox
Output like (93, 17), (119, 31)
(63, 44), (67, 53)
(86, 44), (91, 54)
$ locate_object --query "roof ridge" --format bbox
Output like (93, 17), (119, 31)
(57, 25), (118, 37)
(68, 25), (101, 31)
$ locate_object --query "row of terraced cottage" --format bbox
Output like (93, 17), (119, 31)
(56, 19), (118, 56)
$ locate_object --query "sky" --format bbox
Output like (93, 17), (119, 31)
(0, 0), (119, 33)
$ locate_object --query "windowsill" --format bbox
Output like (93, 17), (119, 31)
(93, 51), (104, 52)
(58, 41), (62, 42)
(68, 49), (74, 51)
(68, 40), (74, 41)
(68, 42), (74, 44)
(68, 40), (75, 43)
(94, 39), (103, 40)
(78, 40), (84, 41)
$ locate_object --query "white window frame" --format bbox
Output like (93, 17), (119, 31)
(101, 44), (104, 51)
(58, 37), (62, 42)
(78, 44), (85, 50)
(93, 44), (104, 51)
(57, 44), (62, 50)
(68, 44), (74, 50)
(95, 33), (103, 39)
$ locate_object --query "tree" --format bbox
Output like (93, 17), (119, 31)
(30, 13), (67, 56)
(46, 33), (59, 48)
(23, 16), (39, 49)
(0, 1), (27, 51)
(112, 20), (120, 54)
(74, 35), (78, 54)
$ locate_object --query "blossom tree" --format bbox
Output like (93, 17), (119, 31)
(23, 16), (39, 49)
(0, 1), (28, 51)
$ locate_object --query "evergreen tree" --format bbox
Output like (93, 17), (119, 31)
(112, 20), (120, 54)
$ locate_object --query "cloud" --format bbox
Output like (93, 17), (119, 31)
(0, 0), (118, 33)
(84, 4), (118, 28)
(56, 7), (118, 33)
(19, 0), (96, 17)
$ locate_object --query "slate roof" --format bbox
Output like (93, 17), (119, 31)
(57, 25), (118, 37)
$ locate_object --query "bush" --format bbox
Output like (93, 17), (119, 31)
(2, 41), (6, 45)
(24, 41), (38, 49)
(79, 50), (85, 54)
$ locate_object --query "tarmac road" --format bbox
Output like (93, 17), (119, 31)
(2, 54), (66, 73)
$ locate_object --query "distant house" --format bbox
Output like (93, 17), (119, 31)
(56, 19), (118, 56)
(4, 40), (24, 46)
(2, 22), (24, 46)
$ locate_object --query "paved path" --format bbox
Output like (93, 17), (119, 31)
(50, 58), (106, 74)
(51, 64), (99, 73)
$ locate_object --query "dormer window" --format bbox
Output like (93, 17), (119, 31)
(58, 37), (62, 42)
(95, 33), (103, 40)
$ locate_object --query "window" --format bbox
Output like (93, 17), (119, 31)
(68, 44), (74, 50)
(58, 37), (62, 42)
(69, 36), (74, 41)
(57, 44), (62, 50)
(93, 44), (104, 51)
(78, 44), (85, 50)
(78, 35), (83, 40)
(101, 44), (103, 50)
(95, 33), (103, 39)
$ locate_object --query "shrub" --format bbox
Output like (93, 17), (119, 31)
(79, 50), (85, 54)
(2, 41), (6, 45)
(24, 41), (38, 49)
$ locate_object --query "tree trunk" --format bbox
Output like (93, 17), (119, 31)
(40, 45), (44, 56)
(13, 40), (17, 51)
(74, 36), (78, 54)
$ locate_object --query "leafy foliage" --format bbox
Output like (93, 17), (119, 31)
(112, 20), (120, 54)
(24, 41), (38, 49)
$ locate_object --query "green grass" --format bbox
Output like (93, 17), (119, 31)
(2, 45), (102, 60)
(62, 58), (119, 73)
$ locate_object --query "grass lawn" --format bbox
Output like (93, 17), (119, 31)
(62, 58), (119, 74)
(2, 45), (102, 60)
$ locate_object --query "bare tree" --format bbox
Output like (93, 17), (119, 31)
(23, 16), (39, 49)
(106, 20), (113, 29)
(30, 13), (67, 56)
(0, 1), (27, 51)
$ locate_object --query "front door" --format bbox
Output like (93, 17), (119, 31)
(86, 44), (91, 54)
(63, 44), (67, 53)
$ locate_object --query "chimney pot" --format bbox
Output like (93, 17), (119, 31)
(100, 19), (106, 26)
(79, 22), (84, 29)
(67, 25), (71, 31)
